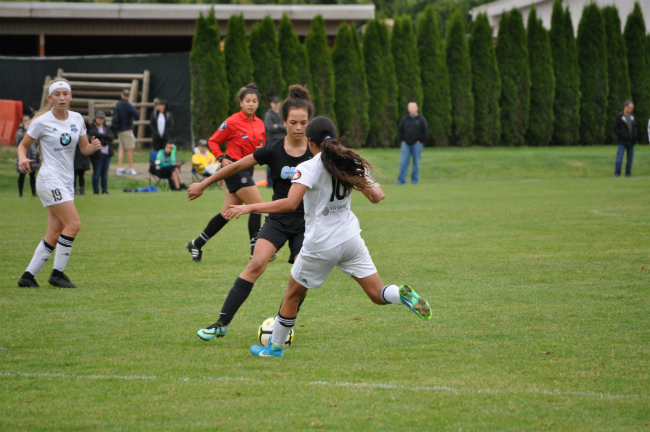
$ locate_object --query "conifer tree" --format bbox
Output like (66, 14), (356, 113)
(332, 24), (369, 147)
(363, 19), (388, 147)
(624, 3), (650, 143)
(225, 14), (254, 114)
(378, 20), (399, 146)
(418, 5), (452, 146)
(249, 16), (286, 115)
(603, 6), (630, 144)
(278, 14), (310, 89)
(496, 9), (530, 146)
(469, 12), (500, 146)
(445, 9), (474, 146)
(190, 10), (229, 140)
(526, 7), (555, 146)
(392, 16), (423, 113)
(577, 3), (608, 145)
(305, 15), (336, 121)
(549, 1), (581, 145)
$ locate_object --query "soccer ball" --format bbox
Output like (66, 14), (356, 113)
(258, 316), (294, 347)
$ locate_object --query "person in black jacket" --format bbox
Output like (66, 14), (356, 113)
(89, 111), (115, 194)
(150, 99), (174, 152)
(397, 102), (428, 185)
(613, 100), (638, 177)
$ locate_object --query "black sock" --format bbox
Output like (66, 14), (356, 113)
(218, 277), (254, 326)
(194, 213), (228, 249)
(248, 213), (261, 255)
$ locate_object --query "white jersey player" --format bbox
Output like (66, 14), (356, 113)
(16, 79), (101, 288)
(224, 116), (433, 358)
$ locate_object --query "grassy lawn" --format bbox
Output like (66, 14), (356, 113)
(0, 145), (648, 431)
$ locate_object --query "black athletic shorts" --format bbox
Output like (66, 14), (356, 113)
(225, 166), (255, 193)
(256, 215), (305, 263)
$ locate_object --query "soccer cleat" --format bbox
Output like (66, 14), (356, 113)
(187, 241), (202, 262)
(18, 275), (39, 288)
(250, 253), (278, 262)
(251, 343), (284, 357)
(48, 272), (77, 288)
(197, 322), (229, 341)
(399, 285), (432, 320)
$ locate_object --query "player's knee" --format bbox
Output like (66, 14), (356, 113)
(66, 219), (81, 234)
(246, 257), (268, 276)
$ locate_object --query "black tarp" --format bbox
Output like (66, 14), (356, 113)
(0, 52), (191, 145)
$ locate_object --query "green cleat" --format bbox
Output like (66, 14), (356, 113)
(399, 285), (432, 320)
(197, 322), (229, 341)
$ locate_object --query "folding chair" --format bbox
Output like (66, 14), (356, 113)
(148, 150), (169, 191)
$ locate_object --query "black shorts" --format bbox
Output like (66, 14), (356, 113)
(225, 166), (255, 193)
(156, 166), (175, 179)
(256, 215), (305, 263)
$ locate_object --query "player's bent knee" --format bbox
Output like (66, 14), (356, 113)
(66, 220), (81, 234)
(246, 258), (268, 276)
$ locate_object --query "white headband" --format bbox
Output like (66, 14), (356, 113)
(48, 81), (71, 96)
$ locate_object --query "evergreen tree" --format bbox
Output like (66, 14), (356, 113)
(278, 14), (310, 89)
(249, 16), (286, 115)
(469, 12), (500, 146)
(363, 19), (389, 147)
(624, 3), (650, 143)
(526, 7), (555, 146)
(225, 14), (254, 114)
(418, 5), (452, 146)
(577, 3), (608, 145)
(378, 19), (399, 146)
(445, 9), (474, 146)
(496, 9), (530, 146)
(549, 1), (581, 145)
(392, 16), (423, 113)
(305, 15), (336, 121)
(190, 10), (229, 141)
(332, 24), (369, 148)
(603, 6), (631, 144)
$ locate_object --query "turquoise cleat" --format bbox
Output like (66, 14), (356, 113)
(251, 343), (284, 357)
(399, 285), (433, 320)
(197, 322), (229, 341)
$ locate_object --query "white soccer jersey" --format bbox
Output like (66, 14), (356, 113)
(291, 152), (361, 252)
(27, 110), (86, 188)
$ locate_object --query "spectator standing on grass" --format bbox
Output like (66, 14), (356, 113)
(397, 102), (428, 185)
(73, 139), (90, 195)
(115, 89), (139, 176)
(264, 95), (286, 188)
(613, 100), (638, 177)
(15, 114), (39, 197)
(88, 111), (114, 195)
(150, 99), (174, 152)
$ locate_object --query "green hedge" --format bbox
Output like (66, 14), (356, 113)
(224, 15), (254, 115)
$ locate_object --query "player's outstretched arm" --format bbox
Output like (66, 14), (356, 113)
(188, 154), (258, 201)
(360, 186), (385, 204)
(224, 183), (308, 220)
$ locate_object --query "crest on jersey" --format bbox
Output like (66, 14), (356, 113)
(70, 124), (78, 133)
(60, 133), (72, 146)
(292, 170), (301, 180)
(322, 207), (330, 216)
(219, 121), (227, 130)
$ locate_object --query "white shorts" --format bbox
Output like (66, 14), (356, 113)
(291, 234), (377, 289)
(36, 179), (74, 208)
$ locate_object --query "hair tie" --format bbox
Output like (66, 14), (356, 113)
(324, 136), (331, 140)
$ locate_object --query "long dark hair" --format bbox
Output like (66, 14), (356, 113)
(305, 116), (374, 197)
(281, 85), (313, 121)
(238, 82), (260, 101)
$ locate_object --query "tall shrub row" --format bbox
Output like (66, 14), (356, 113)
(224, 14), (253, 115)
(249, 16), (286, 115)
(625, 3), (650, 143)
(603, 6), (631, 144)
(446, 9), (474, 146)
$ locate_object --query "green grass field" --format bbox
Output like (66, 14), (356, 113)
(1, 146), (648, 431)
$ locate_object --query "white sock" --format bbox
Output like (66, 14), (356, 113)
(25, 239), (55, 277)
(52, 235), (74, 273)
(380, 284), (402, 305)
(271, 314), (295, 348)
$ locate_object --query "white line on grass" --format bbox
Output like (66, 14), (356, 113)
(1, 371), (643, 400)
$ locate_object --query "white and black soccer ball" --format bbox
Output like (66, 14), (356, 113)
(258, 316), (294, 347)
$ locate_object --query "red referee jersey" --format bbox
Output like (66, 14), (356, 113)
(208, 110), (266, 161)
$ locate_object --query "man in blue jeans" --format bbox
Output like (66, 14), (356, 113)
(397, 102), (429, 185)
(613, 100), (638, 177)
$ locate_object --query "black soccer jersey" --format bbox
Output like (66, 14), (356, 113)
(253, 138), (312, 219)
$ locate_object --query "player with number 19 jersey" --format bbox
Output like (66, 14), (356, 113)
(26, 110), (86, 207)
(291, 152), (361, 253)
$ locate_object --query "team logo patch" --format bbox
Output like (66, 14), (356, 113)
(242, 135), (249, 140)
(60, 133), (72, 146)
(70, 124), (78, 133)
(322, 207), (330, 216)
(219, 121), (227, 130)
(241, 177), (248, 184)
(292, 170), (301, 180)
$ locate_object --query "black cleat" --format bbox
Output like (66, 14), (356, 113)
(49, 271), (77, 288)
(187, 241), (202, 262)
(18, 274), (39, 288)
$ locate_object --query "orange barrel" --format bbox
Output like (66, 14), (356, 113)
(0, 100), (24, 146)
